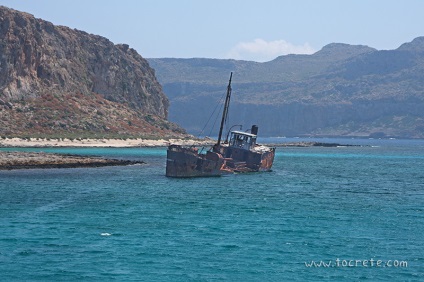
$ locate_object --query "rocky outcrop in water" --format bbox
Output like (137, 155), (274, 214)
(0, 151), (144, 170)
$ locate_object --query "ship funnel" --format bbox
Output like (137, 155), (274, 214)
(251, 125), (258, 135)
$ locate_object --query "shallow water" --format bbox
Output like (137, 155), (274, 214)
(1, 139), (423, 281)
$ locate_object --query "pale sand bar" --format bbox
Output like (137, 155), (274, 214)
(0, 137), (215, 148)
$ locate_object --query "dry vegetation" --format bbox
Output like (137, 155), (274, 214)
(0, 92), (185, 139)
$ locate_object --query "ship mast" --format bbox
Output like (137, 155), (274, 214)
(217, 72), (233, 146)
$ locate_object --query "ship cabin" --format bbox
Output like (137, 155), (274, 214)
(228, 131), (257, 151)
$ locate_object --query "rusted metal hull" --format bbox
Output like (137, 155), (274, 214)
(166, 144), (275, 178)
(220, 145), (275, 173)
(165, 74), (276, 178)
(166, 145), (231, 178)
(259, 149), (275, 171)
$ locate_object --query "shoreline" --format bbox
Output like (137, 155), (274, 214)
(0, 137), (215, 148)
(0, 137), (363, 149)
(269, 141), (362, 147)
(0, 140), (361, 171)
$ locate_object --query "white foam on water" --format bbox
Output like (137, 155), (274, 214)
(100, 232), (112, 236)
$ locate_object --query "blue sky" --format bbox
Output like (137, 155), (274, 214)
(1, 0), (424, 62)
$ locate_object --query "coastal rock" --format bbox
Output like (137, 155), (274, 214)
(0, 6), (184, 137)
(0, 151), (144, 170)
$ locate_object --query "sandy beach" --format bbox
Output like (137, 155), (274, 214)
(0, 137), (356, 148)
(0, 137), (215, 148)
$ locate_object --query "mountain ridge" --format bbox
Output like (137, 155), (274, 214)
(148, 37), (424, 138)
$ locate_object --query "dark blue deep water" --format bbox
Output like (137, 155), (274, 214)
(1, 139), (423, 281)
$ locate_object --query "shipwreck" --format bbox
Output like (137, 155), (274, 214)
(166, 73), (275, 177)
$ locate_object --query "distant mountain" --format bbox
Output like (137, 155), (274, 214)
(0, 6), (185, 138)
(149, 38), (424, 138)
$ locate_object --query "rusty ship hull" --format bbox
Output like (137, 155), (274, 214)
(165, 140), (275, 178)
(165, 72), (275, 178)
(217, 144), (275, 173)
(166, 145), (231, 178)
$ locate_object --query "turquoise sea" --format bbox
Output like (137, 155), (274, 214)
(1, 138), (423, 281)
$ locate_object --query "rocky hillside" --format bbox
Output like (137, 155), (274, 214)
(149, 39), (424, 138)
(0, 6), (185, 138)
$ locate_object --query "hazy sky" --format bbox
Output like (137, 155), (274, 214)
(1, 0), (424, 62)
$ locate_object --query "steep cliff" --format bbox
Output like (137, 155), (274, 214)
(0, 6), (184, 137)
